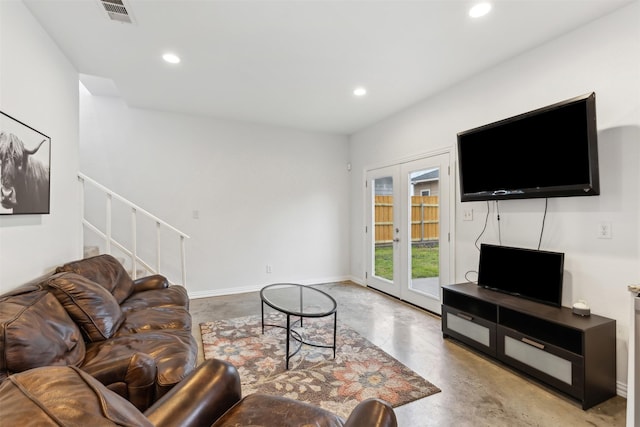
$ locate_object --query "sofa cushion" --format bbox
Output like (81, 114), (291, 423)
(117, 306), (192, 335)
(0, 365), (153, 426)
(84, 329), (197, 398)
(0, 289), (85, 380)
(46, 272), (125, 342)
(120, 285), (189, 312)
(117, 285), (191, 335)
(57, 254), (135, 304)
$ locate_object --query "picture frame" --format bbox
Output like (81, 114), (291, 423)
(0, 111), (51, 215)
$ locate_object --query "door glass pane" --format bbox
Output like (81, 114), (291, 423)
(408, 167), (440, 297)
(373, 176), (393, 282)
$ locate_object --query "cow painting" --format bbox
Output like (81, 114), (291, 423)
(0, 131), (50, 214)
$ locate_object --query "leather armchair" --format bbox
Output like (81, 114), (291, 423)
(0, 358), (397, 427)
(211, 393), (398, 427)
(147, 359), (398, 427)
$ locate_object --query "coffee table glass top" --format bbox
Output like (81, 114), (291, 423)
(260, 283), (337, 317)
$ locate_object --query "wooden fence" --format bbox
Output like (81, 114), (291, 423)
(375, 195), (439, 244)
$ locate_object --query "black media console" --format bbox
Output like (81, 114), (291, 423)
(442, 282), (616, 409)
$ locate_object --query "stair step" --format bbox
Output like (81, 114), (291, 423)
(84, 245), (100, 258)
(115, 256), (147, 278)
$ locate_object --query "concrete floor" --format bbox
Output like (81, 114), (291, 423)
(189, 281), (626, 426)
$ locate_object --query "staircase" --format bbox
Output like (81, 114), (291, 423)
(78, 173), (190, 287)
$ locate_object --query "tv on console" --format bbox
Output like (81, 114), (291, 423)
(478, 244), (564, 307)
(457, 92), (599, 202)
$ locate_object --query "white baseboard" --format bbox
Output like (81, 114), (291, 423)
(617, 380), (627, 398)
(188, 275), (352, 300)
(348, 275), (365, 286)
(188, 285), (262, 299)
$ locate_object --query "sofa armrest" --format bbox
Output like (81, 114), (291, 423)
(81, 352), (156, 411)
(132, 274), (169, 292)
(343, 398), (398, 427)
(144, 359), (242, 427)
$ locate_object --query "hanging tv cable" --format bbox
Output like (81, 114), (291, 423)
(474, 201), (490, 252)
(537, 198), (549, 250)
(496, 201), (502, 245)
(467, 201), (491, 283)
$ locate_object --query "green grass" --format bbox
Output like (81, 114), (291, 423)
(374, 245), (439, 281)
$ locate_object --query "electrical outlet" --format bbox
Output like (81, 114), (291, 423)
(266, 265), (272, 273)
(463, 209), (473, 221)
(597, 222), (612, 239)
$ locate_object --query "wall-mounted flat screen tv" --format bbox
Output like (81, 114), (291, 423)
(478, 244), (564, 307)
(457, 92), (599, 202)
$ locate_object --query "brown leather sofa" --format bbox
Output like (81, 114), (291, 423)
(0, 254), (398, 426)
(0, 254), (197, 411)
(0, 358), (398, 427)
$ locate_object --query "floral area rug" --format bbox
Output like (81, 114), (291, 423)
(200, 314), (440, 419)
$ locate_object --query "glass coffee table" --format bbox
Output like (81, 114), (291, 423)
(260, 283), (337, 369)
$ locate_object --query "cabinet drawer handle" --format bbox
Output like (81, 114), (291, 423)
(456, 313), (473, 322)
(521, 337), (545, 350)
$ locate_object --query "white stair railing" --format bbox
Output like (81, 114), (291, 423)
(78, 173), (190, 287)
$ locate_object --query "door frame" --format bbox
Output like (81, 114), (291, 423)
(363, 148), (456, 313)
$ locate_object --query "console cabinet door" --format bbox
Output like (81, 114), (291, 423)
(497, 325), (584, 400)
(442, 305), (496, 357)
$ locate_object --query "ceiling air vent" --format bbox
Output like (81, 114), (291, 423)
(98, 0), (135, 24)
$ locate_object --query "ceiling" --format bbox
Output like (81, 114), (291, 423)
(24, 0), (633, 135)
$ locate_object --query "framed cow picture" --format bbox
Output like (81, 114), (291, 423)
(0, 111), (51, 215)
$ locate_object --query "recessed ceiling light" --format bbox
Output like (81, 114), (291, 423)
(469, 2), (492, 18)
(353, 87), (367, 97)
(162, 53), (181, 64)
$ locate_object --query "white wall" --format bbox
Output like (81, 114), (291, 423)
(0, 1), (81, 292)
(349, 3), (639, 391)
(79, 91), (350, 296)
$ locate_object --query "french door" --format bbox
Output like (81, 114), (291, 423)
(365, 152), (452, 314)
